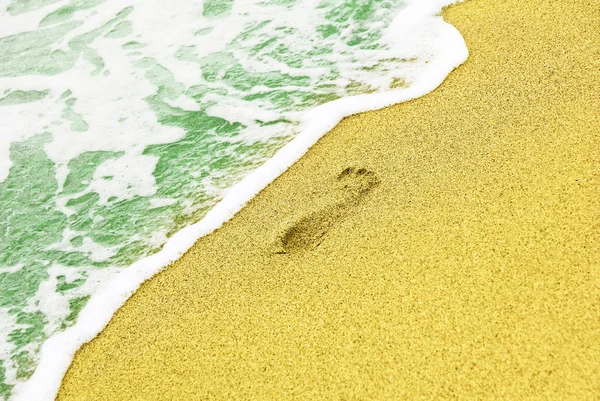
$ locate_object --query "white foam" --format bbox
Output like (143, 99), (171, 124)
(148, 197), (177, 208)
(0, 308), (17, 357)
(0, 307), (18, 388)
(89, 153), (159, 205)
(22, 265), (73, 337)
(0, 263), (23, 274)
(206, 100), (281, 127)
(9, 1), (468, 399)
(47, 229), (118, 262)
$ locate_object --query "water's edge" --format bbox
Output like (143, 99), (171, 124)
(11, 2), (468, 399)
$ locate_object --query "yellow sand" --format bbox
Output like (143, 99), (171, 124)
(58, 0), (600, 399)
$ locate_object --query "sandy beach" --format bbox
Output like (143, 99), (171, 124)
(57, 0), (600, 399)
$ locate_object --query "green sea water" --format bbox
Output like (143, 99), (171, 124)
(0, 0), (436, 397)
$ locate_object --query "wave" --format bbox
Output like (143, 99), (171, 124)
(0, 0), (467, 399)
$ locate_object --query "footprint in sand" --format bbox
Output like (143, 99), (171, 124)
(277, 167), (380, 254)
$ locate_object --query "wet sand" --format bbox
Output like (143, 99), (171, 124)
(58, 0), (600, 399)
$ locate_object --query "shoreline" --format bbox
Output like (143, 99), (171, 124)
(59, 0), (600, 399)
(11, 2), (468, 400)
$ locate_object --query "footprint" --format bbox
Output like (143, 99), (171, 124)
(277, 167), (379, 254)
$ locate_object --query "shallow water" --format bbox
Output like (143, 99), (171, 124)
(0, 0), (462, 398)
